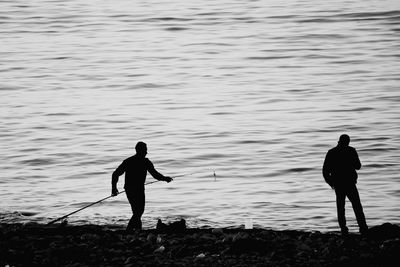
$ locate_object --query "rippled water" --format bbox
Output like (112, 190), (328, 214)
(1, 0), (399, 232)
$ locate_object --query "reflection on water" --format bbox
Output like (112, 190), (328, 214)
(1, 0), (399, 231)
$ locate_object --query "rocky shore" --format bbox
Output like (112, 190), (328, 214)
(1, 222), (399, 266)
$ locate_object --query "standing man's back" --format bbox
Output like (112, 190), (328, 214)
(323, 134), (368, 235)
(323, 142), (361, 187)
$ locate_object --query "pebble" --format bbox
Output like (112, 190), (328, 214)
(297, 243), (312, 252)
(146, 233), (156, 243)
(196, 253), (206, 258)
(124, 256), (135, 265)
(212, 228), (224, 235)
(153, 245), (165, 254)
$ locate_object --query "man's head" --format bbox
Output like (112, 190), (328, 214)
(338, 134), (350, 147)
(135, 141), (148, 157)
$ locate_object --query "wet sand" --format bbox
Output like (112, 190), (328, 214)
(1, 222), (399, 266)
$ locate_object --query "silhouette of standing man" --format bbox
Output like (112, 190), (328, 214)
(323, 134), (368, 235)
(112, 141), (172, 231)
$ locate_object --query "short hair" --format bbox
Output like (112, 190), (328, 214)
(135, 141), (147, 152)
(338, 134), (350, 145)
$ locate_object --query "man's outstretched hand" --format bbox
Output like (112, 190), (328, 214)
(112, 187), (119, 196)
(165, 177), (173, 183)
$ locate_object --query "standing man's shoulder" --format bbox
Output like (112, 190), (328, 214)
(128, 154), (139, 160)
(349, 146), (360, 157)
(145, 157), (158, 171)
(123, 156), (132, 163)
(327, 146), (337, 155)
(122, 155), (138, 165)
(348, 146), (358, 154)
(145, 157), (154, 166)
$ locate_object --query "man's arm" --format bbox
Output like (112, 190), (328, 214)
(147, 159), (172, 182)
(353, 148), (361, 170)
(322, 151), (334, 189)
(111, 160), (126, 196)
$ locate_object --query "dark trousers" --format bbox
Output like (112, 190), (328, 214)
(335, 183), (368, 233)
(125, 189), (145, 231)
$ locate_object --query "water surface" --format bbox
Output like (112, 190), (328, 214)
(1, 0), (399, 232)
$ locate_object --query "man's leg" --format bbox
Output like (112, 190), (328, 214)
(347, 184), (368, 234)
(126, 215), (136, 232)
(134, 192), (145, 230)
(335, 188), (348, 235)
(126, 191), (145, 231)
(126, 191), (136, 232)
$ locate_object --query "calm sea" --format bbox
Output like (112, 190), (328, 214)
(1, 0), (399, 232)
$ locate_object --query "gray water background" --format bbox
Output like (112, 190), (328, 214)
(1, 0), (399, 232)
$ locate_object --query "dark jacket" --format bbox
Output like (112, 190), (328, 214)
(323, 145), (361, 187)
(112, 155), (167, 191)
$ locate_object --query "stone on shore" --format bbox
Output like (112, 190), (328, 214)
(1, 222), (399, 266)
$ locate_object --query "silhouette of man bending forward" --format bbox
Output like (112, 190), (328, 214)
(323, 134), (368, 235)
(112, 142), (172, 231)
